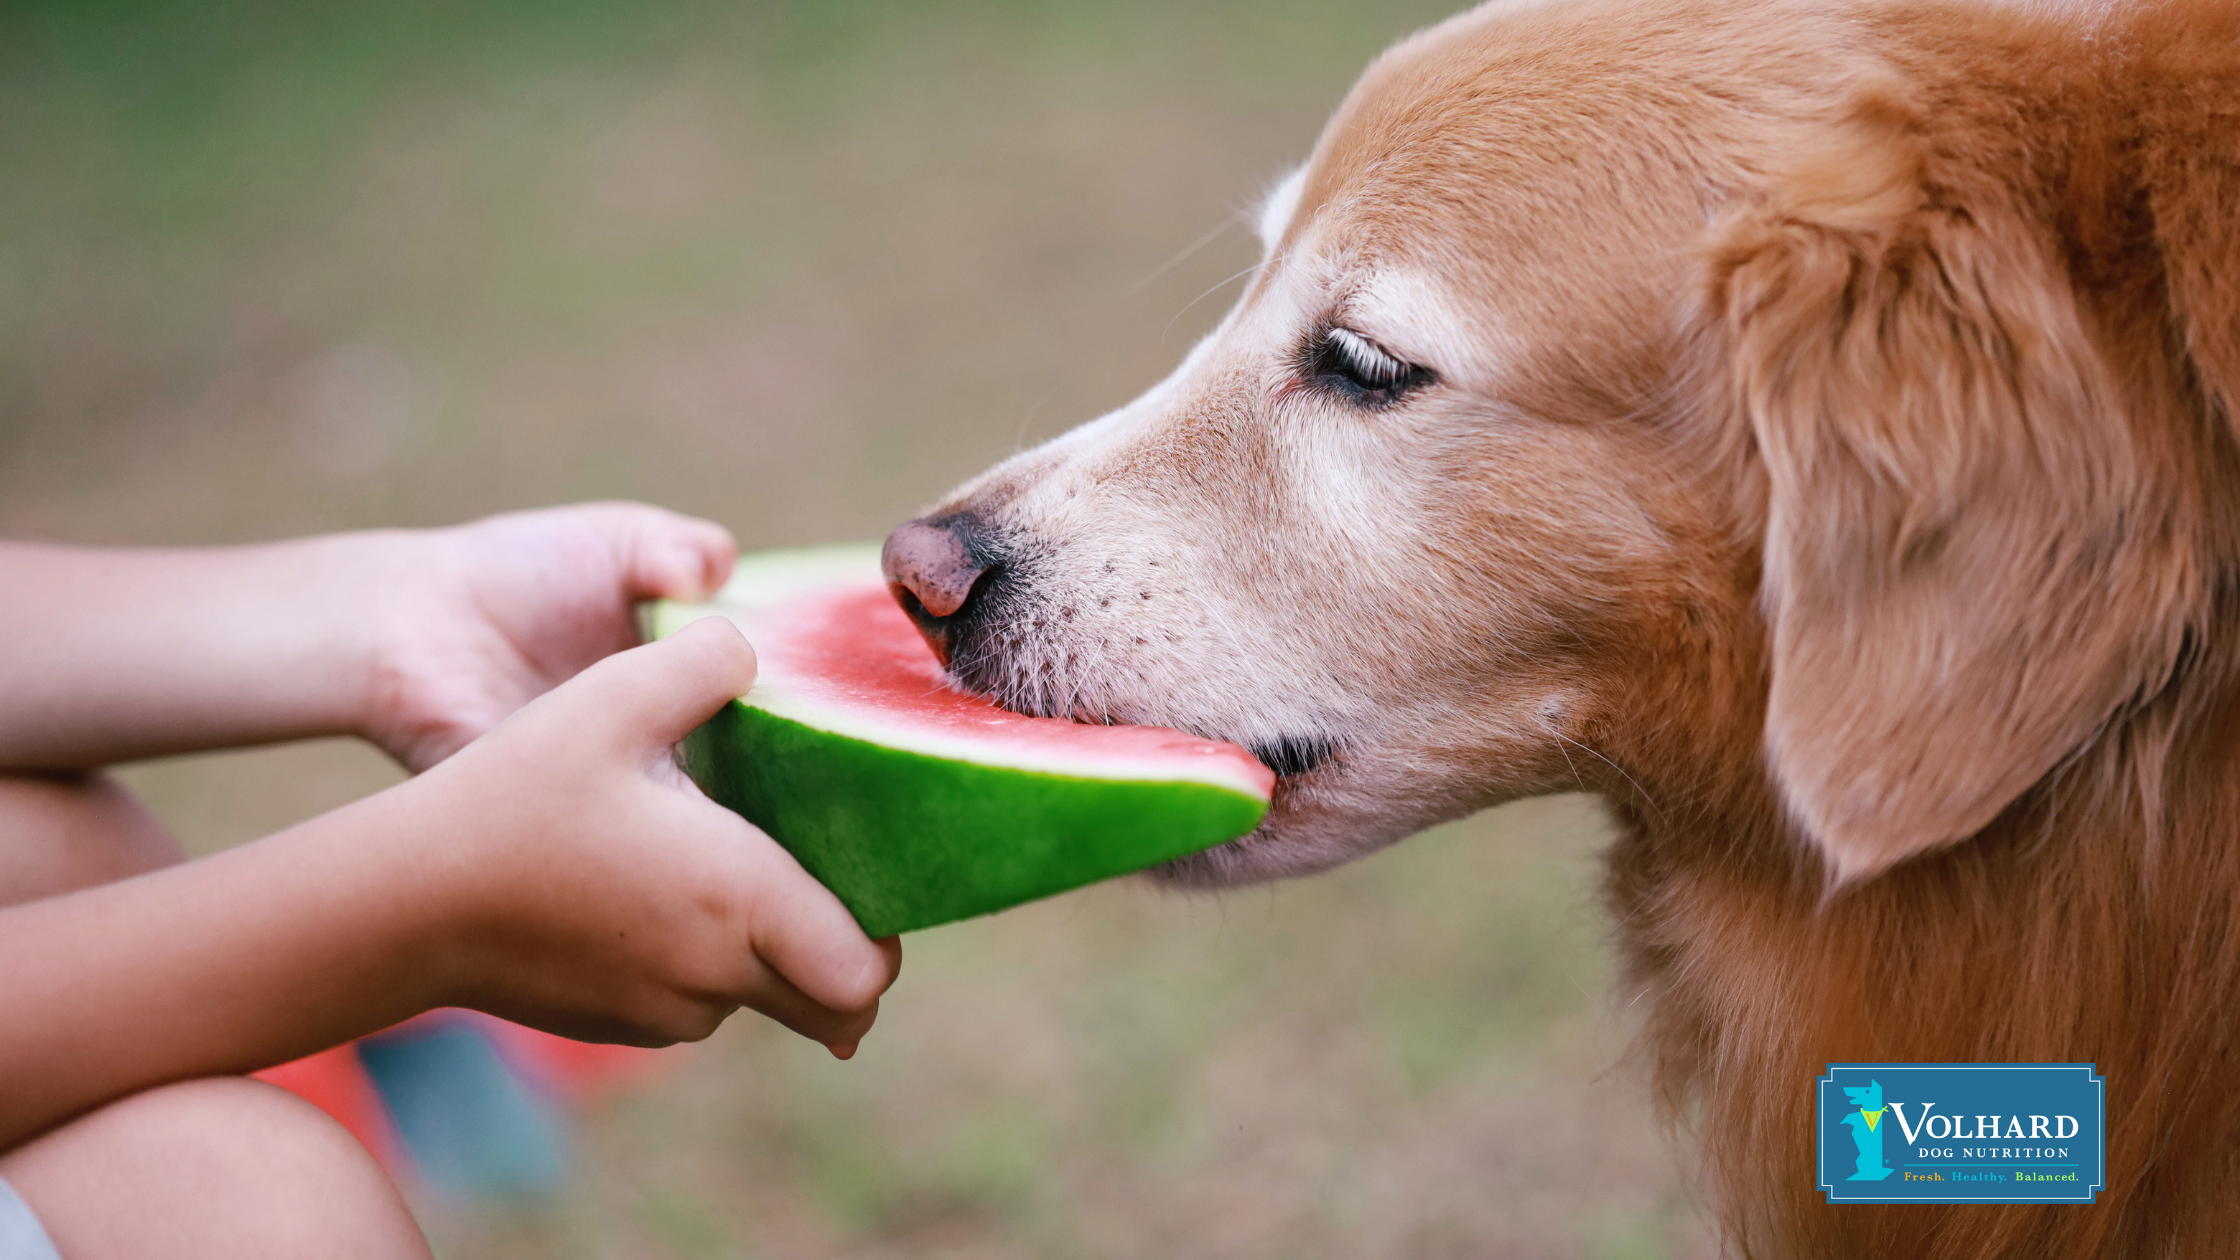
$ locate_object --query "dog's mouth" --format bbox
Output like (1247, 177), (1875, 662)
(1244, 734), (1337, 779)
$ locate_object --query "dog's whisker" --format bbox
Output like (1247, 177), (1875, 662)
(1161, 257), (1270, 342)
(1554, 732), (1661, 818)
(1553, 734), (1587, 795)
(1120, 215), (1241, 298)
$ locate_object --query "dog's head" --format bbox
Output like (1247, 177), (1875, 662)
(882, 0), (2232, 887)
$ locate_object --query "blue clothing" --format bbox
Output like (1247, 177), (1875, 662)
(0, 1175), (61, 1260)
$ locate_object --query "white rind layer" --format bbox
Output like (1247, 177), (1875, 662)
(651, 544), (1272, 800)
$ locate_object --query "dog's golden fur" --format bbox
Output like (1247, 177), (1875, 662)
(1650, 4), (2240, 1250)
(909, 0), (2240, 1252)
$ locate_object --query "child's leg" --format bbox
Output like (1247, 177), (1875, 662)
(0, 1077), (431, 1260)
(0, 771), (183, 903)
(0, 776), (430, 1258)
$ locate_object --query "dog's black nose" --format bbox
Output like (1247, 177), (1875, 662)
(882, 513), (997, 665)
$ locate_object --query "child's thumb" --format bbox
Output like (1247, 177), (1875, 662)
(571, 615), (758, 755)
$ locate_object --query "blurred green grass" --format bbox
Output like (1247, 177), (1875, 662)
(3, 0), (1709, 1254)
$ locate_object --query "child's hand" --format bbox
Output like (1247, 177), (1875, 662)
(403, 616), (901, 1055)
(362, 503), (736, 772)
(0, 615), (899, 1145)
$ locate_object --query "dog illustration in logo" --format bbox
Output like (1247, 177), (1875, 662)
(1840, 1081), (1894, 1181)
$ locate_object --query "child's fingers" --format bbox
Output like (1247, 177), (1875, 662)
(560, 616), (758, 757)
(734, 967), (885, 1052)
(597, 503), (736, 602)
(740, 835), (902, 1018)
(621, 776), (895, 1049)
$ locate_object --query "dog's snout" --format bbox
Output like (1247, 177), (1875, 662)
(883, 516), (991, 617)
(882, 512), (1000, 666)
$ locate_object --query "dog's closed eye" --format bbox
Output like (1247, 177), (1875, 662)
(1309, 327), (1431, 407)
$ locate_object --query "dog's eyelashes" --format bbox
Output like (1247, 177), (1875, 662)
(1325, 328), (1406, 386)
(1309, 327), (1429, 405)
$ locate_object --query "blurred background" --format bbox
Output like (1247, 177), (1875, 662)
(0, 0), (1708, 1255)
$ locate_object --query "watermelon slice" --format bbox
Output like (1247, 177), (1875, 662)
(646, 544), (1274, 936)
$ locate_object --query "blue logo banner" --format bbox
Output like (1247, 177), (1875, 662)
(1816, 1063), (2104, 1204)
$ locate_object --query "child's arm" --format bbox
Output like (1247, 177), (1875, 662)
(0, 620), (902, 1151)
(0, 502), (734, 772)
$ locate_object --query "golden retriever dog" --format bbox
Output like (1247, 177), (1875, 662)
(879, 0), (2240, 1253)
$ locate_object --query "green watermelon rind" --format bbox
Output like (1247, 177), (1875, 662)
(682, 700), (1269, 937)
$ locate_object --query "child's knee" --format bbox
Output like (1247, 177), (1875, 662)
(0, 771), (182, 904)
(0, 1076), (429, 1260)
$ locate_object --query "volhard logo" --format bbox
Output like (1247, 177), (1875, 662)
(1816, 1064), (2105, 1204)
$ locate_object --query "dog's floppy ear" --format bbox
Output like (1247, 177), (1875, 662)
(1707, 85), (2190, 883)
(2147, 44), (2240, 467)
